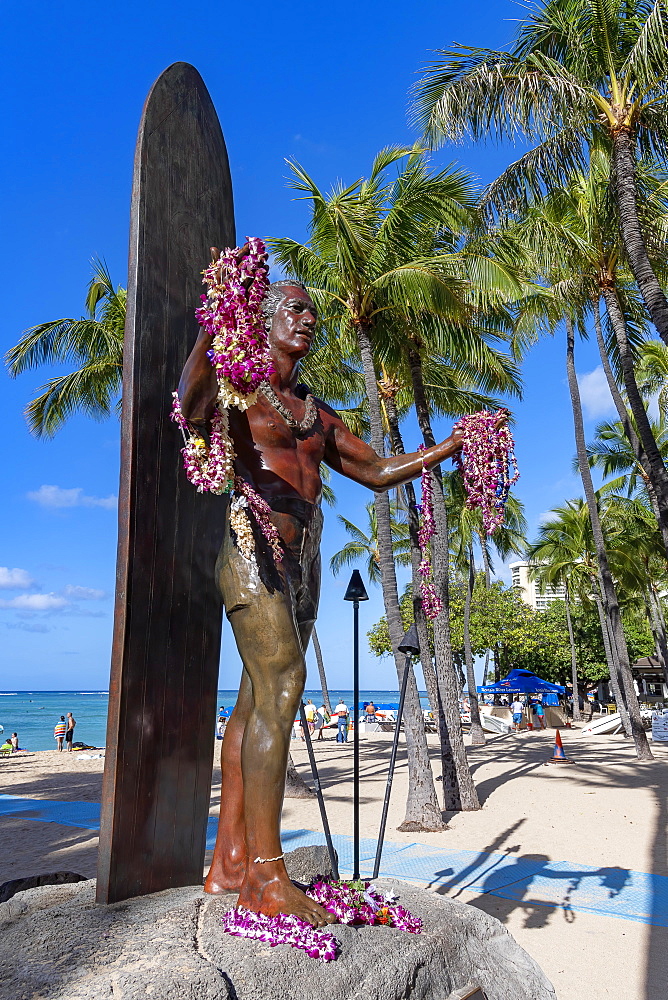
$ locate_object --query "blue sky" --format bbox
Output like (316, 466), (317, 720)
(0, 1), (616, 690)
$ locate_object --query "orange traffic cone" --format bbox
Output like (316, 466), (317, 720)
(547, 729), (574, 764)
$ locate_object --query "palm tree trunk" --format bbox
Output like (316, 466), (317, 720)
(592, 296), (648, 473)
(408, 347), (480, 811)
(566, 316), (652, 758)
(601, 286), (668, 557)
(611, 127), (668, 346)
(356, 323), (444, 830)
(285, 753), (315, 798)
(311, 626), (332, 716)
(564, 585), (580, 722)
(647, 587), (668, 690)
(592, 296), (667, 530)
(465, 545), (485, 744)
(593, 591), (632, 737)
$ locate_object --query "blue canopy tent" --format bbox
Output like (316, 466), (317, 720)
(477, 669), (566, 695)
(477, 670), (566, 728)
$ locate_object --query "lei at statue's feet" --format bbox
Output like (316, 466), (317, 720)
(204, 851), (246, 895)
(238, 867), (337, 928)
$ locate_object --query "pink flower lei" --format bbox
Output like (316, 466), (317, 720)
(221, 881), (422, 962)
(170, 238), (282, 564)
(417, 448), (443, 622)
(453, 409), (519, 535)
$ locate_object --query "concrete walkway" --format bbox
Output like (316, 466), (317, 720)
(2, 794), (666, 928)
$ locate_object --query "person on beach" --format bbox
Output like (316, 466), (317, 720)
(365, 701), (376, 722)
(533, 699), (547, 730)
(334, 700), (349, 743)
(9, 733), (19, 752)
(54, 716), (66, 751)
(511, 698), (524, 732)
(304, 699), (316, 736)
(65, 712), (76, 752)
(315, 705), (326, 740)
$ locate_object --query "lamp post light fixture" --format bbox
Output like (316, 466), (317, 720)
(372, 623), (420, 880)
(343, 569), (369, 880)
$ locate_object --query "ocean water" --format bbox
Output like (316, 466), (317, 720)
(0, 689), (428, 753)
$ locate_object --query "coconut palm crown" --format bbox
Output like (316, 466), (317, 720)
(414, 0), (668, 344)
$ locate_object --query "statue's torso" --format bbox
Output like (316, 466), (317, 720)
(229, 394), (329, 505)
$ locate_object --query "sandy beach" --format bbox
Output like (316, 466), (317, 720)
(2, 726), (667, 1000)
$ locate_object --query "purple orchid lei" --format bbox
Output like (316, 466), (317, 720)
(417, 447), (443, 621)
(221, 881), (422, 962)
(196, 237), (273, 407)
(221, 907), (339, 962)
(170, 238), (283, 565)
(307, 880), (423, 933)
(453, 410), (519, 535)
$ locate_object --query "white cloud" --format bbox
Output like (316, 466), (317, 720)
(63, 585), (106, 601)
(0, 593), (67, 610)
(27, 485), (117, 510)
(577, 366), (615, 420)
(0, 567), (33, 589)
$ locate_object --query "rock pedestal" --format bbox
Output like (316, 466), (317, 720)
(0, 873), (555, 1000)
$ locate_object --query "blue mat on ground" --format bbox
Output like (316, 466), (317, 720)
(2, 795), (666, 927)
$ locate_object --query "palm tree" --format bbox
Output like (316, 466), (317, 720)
(414, 0), (668, 344)
(600, 492), (668, 688)
(380, 362), (521, 773)
(271, 148), (484, 828)
(330, 501), (411, 582)
(272, 149), (529, 814)
(379, 364), (514, 810)
(5, 259), (124, 436)
(528, 506), (592, 721)
(503, 152), (668, 556)
(528, 498), (633, 731)
(586, 416), (668, 501)
(637, 339), (668, 417)
(504, 183), (653, 755)
(565, 313), (652, 756)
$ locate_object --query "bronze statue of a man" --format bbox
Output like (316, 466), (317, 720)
(178, 252), (465, 928)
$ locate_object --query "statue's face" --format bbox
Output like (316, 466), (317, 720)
(268, 287), (317, 359)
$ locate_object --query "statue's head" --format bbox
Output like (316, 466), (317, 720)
(262, 280), (317, 360)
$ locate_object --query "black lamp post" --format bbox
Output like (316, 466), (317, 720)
(343, 569), (369, 880)
(372, 623), (420, 879)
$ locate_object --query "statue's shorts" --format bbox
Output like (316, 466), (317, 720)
(215, 497), (322, 636)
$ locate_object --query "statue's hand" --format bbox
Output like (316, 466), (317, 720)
(209, 243), (268, 291)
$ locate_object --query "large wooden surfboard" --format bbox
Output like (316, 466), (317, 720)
(97, 63), (235, 904)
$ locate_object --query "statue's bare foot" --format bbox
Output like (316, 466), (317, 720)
(204, 854), (246, 895)
(238, 873), (336, 927)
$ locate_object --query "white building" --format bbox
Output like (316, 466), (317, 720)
(509, 560), (566, 612)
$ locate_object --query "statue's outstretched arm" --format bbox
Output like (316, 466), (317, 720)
(320, 405), (462, 491)
(322, 404), (508, 491)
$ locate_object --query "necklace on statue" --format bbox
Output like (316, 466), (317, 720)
(260, 381), (318, 437)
